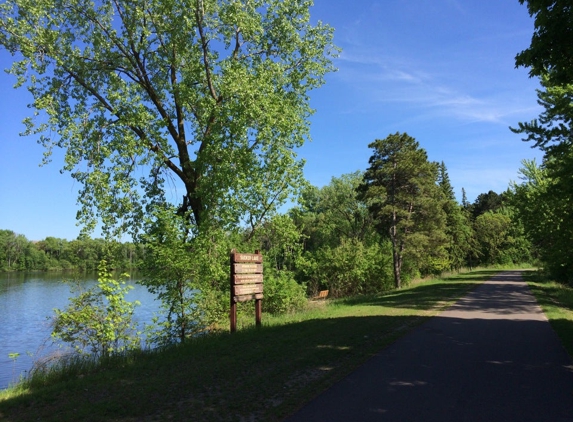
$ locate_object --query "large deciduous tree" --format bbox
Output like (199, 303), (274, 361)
(0, 0), (337, 342)
(0, 0), (338, 238)
(359, 133), (447, 288)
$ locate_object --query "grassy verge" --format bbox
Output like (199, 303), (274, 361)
(0, 270), (497, 422)
(524, 271), (573, 357)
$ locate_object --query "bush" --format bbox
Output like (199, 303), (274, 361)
(261, 270), (307, 315)
(51, 260), (141, 357)
(299, 238), (394, 298)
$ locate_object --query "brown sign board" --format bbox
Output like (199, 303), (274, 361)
(234, 283), (263, 296)
(233, 274), (263, 284)
(230, 249), (263, 333)
(234, 293), (264, 303)
(233, 263), (263, 274)
(232, 253), (263, 263)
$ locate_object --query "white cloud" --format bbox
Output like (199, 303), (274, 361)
(333, 46), (541, 126)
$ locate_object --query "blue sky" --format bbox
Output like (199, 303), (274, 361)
(0, 0), (543, 241)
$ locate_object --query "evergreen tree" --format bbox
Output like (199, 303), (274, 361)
(438, 161), (455, 201)
(359, 133), (447, 288)
(438, 164), (475, 271)
(461, 187), (470, 209)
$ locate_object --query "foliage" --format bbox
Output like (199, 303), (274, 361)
(139, 210), (232, 345)
(441, 195), (477, 271)
(511, 75), (573, 151)
(51, 261), (140, 358)
(300, 238), (394, 298)
(290, 172), (393, 296)
(359, 133), (448, 288)
(0, 0), (338, 342)
(469, 190), (506, 220)
(512, 5), (573, 281)
(515, 0), (573, 86)
(438, 161), (455, 201)
(473, 212), (512, 266)
(0, 0), (338, 239)
(254, 214), (304, 272)
(511, 158), (573, 281)
(260, 269), (307, 315)
(0, 230), (28, 271)
(291, 172), (377, 252)
(0, 230), (145, 272)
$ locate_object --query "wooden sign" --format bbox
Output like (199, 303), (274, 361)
(230, 249), (263, 333)
(233, 274), (264, 284)
(232, 253), (263, 263)
(234, 283), (263, 296)
(233, 263), (263, 274)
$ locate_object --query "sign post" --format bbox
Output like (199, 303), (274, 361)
(230, 249), (263, 333)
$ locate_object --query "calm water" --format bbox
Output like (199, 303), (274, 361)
(0, 272), (160, 390)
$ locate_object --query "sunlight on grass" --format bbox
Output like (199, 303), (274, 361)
(525, 271), (573, 357)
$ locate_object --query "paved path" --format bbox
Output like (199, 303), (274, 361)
(285, 272), (573, 421)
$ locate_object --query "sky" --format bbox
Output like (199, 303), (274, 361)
(0, 0), (544, 241)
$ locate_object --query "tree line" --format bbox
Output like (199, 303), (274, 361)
(0, 231), (145, 272)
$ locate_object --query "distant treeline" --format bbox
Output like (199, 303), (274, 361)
(0, 230), (145, 272)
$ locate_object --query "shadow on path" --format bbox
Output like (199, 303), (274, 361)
(285, 271), (573, 422)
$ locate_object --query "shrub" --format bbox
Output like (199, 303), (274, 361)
(300, 238), (394, 298)
(262, 270), (307, 315)
(51, 260), (141, 357)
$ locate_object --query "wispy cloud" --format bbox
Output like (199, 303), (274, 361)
(333, 46), (540, 125)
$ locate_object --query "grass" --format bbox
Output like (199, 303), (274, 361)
(0, 270), (498, 422)
(524, 271), (573, 357)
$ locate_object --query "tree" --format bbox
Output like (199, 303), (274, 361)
(461, 187), (471, 210)
(359, 133), (447, 288)
(438, 161), (455, 201)
(0, 0), (337, 340)
(510, 75), (573, 151)
(512, 157), (573, 281)
(513, 2), (573, 281)
(291, 172), (377, 252)
(473, 212), (512, 266)
(290, 172), (393, 297)
(438, 164), (476, 272)
(0, 230), (28, 270)
(0, 0), (338, 238)
(471, 190), (505, 220)
(515, 0), (573, 86)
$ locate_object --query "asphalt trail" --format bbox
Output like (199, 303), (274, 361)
(284, 271), (573, 422)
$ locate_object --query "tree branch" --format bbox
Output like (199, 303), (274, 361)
(195, 0), (220, 102)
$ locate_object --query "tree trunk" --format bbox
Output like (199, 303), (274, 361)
(392, 245), (402, 289)
(390, 209), (402, 289)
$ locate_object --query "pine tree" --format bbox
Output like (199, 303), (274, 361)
(359, 133), (447, 288)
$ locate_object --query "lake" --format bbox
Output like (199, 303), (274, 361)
(0, 271), (160, 390)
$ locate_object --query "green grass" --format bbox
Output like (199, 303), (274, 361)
(524, 271), (573, 357)
(0, 270), (497, 422)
